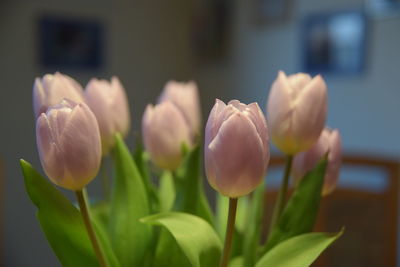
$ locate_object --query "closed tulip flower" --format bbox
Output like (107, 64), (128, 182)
(205, 99), (269, 198)
(33, 72), (84, 118)
(159, 81), (201, 139)
(85, 77), (131, 155)
(292, 128), (342, 196)
(267, 71), (327, 155)
(142, 101), (192, 170)
(36, 99), (102, 190)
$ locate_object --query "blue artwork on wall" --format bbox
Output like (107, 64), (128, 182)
(38, 15), (104, 70)
(302, 10), (367, 76)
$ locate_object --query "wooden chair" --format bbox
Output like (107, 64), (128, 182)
(264, 155), (400, 267)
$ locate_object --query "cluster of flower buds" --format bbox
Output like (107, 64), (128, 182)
(33, 70), (341, 197)
(204, 71), (342, 197)
(33, 72), (131, 191)
(142, 81), (201, 170)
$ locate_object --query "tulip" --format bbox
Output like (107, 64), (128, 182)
(158, 80), (201, 139)
(292, 128), (342, 195)
(33, 72), (85, 118)
(204, 99), (269, 198)
(85, 77), (131, 155)
(36, 99), (102, 190)
(267, 71), (327, 155)
(142, 101), (192, 170)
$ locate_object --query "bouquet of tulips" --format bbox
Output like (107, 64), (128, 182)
(20, 71), (343, 267)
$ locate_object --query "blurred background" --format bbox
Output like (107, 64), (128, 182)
(0, 0), (399, 266)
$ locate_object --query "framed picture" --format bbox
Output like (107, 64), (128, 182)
(38, 15), (104, 70)
(302, 11), (368, 76)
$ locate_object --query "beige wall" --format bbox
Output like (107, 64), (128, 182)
(0, 0), (194, 265)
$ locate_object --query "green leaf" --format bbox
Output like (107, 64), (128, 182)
(175, 145), (213, 225)
(109, 134), (152, 266)
(151, 228), (192, 267)
(91, 201), (110, 235)
(133, 142), (159, 213)
(141, 212), (222, 267)
(20, 159), (119, 267)
(243, 184), (265, 267)
(263, 158), (328, 252)
(256, 230), (343, 267)
(159, 171), (175, 212)
(229, 257), (244, 267)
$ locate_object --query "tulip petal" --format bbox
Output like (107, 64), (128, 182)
(287, 73), (312, 93)
(267, 72), (295, 152)
(36, 114), (66, 187)
(245, 102), (269, 159)
(207, 112), (265, 197)
(205, 99), (227, 147)
(58, 104), (101, 190)
(143, 102), (191, 170)
(292, 75), (327, 151)
(159, 81), (201, 137)
(323, 130), (342, 195)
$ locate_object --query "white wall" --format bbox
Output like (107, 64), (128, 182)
(196, 0), (400, 158)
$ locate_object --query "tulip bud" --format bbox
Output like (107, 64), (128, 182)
(267, 71), (327, 155)
(292, 128), (342, 196)
(205, 99), (270, 198)
(36, 99), (102, 190)
(158, 80), (201, 139)
(85, 77), (131, 155)
(142, 101), (192, 170)
(33, 72), (85, 118)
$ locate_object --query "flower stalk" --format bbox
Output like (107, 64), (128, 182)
(269, 155), (293, 233)
(220, 198), (238, 267)
(75, 189), (107, 267)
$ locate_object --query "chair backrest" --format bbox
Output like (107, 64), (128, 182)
(264, 155), (400, 267)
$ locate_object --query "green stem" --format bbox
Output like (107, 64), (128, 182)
(75, 189), (107, 267)
(268, 155), (293, 234)
(220, 198), (238, 267)
(100, 158), (110, 200)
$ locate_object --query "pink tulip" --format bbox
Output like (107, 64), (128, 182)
(33, 72), (84, 118)
(205, 99), (270, 197)
(36, 99), (102, 190)
(158, 81), (201, 139)
(142, 101), (192, 170)
(292, 128), (342, 196)
(267, 71), (327, 155)
(85, 77), (131, 155)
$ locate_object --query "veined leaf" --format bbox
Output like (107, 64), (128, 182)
(141, 212), (222, 267)
(263, 158), (328, 252)
(20, 159), (119, 267)
(256, 230), (343, 267)
(109, 134), (152, 266)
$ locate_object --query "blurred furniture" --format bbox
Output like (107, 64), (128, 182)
(264, 155), (400, 267)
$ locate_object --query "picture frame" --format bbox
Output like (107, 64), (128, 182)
(302, 10), (368, 76)
(38, 15), (104, 70)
